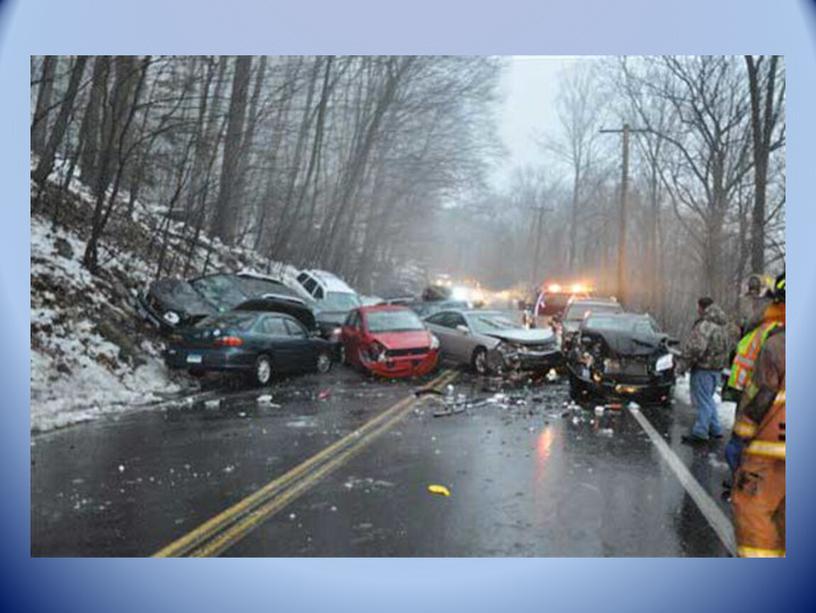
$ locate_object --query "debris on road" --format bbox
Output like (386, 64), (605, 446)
(256, 394), (274, 405)
(427, 484), (451, 497)
(204, 399), (221, 410)
(317, 389), (331, 401)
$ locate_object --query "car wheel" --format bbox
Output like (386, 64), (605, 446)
(316, 351), (333, 374)
(471, 347), (488, 375)
(253, 354), (273, 387)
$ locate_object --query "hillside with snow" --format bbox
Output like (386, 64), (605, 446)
(30, 165), (289, 432)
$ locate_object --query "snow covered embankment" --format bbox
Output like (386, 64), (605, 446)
(30, 215), (181, 433)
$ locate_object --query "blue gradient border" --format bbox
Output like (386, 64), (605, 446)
(1, 1), (812, 611)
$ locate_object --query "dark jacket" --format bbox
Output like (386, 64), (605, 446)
(684, 303), (731, 370)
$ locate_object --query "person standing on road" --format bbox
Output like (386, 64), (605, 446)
(726, 273), (785, 558)
(681, 297), (731, 445)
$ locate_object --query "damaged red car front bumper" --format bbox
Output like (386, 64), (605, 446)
(360, 349), (440, 378)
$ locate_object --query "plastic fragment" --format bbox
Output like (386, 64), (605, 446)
(427, 484), (451, 497)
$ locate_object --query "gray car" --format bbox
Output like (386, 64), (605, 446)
(424, 309), (561, 374)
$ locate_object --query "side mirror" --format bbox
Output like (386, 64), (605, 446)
(456, 325), (469, 335)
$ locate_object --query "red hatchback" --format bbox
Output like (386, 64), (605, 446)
(338, 305), (440, 378)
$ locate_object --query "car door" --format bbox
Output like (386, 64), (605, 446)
(425, 312), (456, 359)
(254, 315), (297, 372)
(445, 312), (475, 362)
(341, 310), (362, 364)
(283, 317), (317, 371)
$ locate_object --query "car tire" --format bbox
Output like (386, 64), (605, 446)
(253, 354), (273, 387)
(471, 346), (489, 375)
(316, 351), (333, 374)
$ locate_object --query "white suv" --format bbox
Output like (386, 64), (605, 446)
(288, 269), (361, 313)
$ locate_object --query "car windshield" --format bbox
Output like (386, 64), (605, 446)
(469, 314), (519, 335)
(190, 275), (249, 309)
(585, 315), (658, 336)
(321, 291), (361, 312)
(565, 302), (622, 321)
(195, 312), (256, 331)
(366, 310), (425, 333)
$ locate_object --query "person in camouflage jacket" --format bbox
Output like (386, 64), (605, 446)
(682, 297), (731, 444)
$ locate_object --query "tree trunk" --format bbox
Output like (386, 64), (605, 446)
(211, 56), (252, 246)
(31, 56), (57, 156)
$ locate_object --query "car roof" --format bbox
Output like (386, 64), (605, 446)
(567, 298), (620, 308)
(582, 312), (651, 326)
(301, 269), (356, 293)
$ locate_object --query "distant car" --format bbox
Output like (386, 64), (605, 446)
(566, 312), (677, 405)
(560, 297), (623, 352)
(285, 269), (363, 336)
(408, 299), (471, 319)
(534, 285), (591, 323)
(165, 310), (334, 386)
(424, 309), (561, 375)
(338, 305), (439, 378)
(137, 272), (306, 333)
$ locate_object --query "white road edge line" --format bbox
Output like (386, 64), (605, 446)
(627, 404), (737, 557)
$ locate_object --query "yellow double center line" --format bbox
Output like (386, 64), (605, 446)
(153, 369), (458, 557)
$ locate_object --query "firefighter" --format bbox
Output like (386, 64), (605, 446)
(725, 272), (785, 558)
(725, 289), (786, 406)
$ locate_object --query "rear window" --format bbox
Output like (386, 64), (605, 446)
(191, 275), (249, 309)
(322, 291), (361, 312)
(236, 276), (298, 298)
(565, 302), (622, 321)
(366, 310), (425, 333)
(196, 312), (256, 330)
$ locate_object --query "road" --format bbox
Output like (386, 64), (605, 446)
(31, 364), (735, 556)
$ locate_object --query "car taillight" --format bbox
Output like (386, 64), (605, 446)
(214, 336), (243, 347)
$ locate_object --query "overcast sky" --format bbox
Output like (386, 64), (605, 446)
(492, 55), (590, 187)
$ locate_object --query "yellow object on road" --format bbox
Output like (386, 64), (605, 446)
(427, 484), (451, 497)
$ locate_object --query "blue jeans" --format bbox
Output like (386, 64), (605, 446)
(690, 369), (723, 439)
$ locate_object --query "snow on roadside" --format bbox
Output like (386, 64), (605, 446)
(30, 216), (180, 433)
(673, 372), (736, 431)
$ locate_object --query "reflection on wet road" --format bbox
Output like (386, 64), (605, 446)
(31, 365), (733, 556)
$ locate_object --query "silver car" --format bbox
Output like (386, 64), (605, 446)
(424, 309), (561, 375)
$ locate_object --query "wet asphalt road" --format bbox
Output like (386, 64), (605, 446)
(31, 364), (733, 557)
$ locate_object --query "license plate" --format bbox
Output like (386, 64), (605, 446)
(186, 354), (203, 364)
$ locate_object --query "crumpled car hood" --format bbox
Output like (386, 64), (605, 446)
(487, 328), (555, 345)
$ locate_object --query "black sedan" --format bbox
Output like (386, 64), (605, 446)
(164, 310), (334, 386)
(137, 272), (306, 333)
(566, 312), (677, 405)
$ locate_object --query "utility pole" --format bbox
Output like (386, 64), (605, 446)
(600, 123), (647, 306)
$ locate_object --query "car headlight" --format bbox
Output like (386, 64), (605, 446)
(429, 334), (440, 350)
(368, 341), (387, 362)
(655, 353), (674, 372)
(163, 310), (181, 326)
